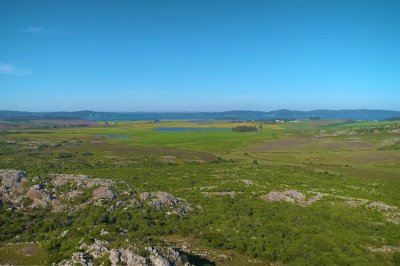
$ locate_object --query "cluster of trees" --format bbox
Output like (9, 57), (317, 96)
(232, 126), (258, 132)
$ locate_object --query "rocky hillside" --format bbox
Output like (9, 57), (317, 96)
(0, 169), (197, 266)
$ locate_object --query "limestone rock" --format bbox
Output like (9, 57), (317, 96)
(140, 192), (192, 216)
(262, 190), (324, 206)
(92, 186), (116, 201)
(109, 249), (121, 266)
(0, 169), (26, 187)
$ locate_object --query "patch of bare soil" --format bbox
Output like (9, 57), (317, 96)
(65, 141), (217, 161)
(18, 245), (38, 256)
(249, 137), (375, 152)
(201, 191), (237, 198)
(322, 140), (374, 150)
(348, 151), (400, 164)
(161, 155), (177, 163)
(248, 138), (318, 152)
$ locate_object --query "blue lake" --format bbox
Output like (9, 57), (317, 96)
(154, 127), (231, 132)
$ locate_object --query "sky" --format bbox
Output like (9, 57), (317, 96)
(1, 0), (399, 112)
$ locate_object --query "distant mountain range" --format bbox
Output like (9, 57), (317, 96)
(0, 109), (399, 121)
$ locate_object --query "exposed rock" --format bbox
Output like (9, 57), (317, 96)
(341, 196), (369, 207)
(92, 186), (116, 201)
(369, 246), (400, 253)
(51, 199), (65, 212)
(0, 169), (26, 187)
(262, 190), (324, 206)
(124, 198), (142, 210)
(84, 239), (109, 258)
(60, 230), (68, 238)
(0, 169), (135, 213)
(0, 170), (27, 209)
(367, 201), (398, 212)
(52, 174), (114, 189)
(241, 179), (254, 185)
(52, 174), (90, 187)
(59, 252), (93, 266)
(64, 239), (198, 266)
(31, 182), (45, 191)
(106, 248), (150, 266)
(66, 190), (83, 199)
(150, 254), (171, 266)
(140, 192), (152, 201)
(73, 252), (93, 266)
(109, 249), (121, 265)
(148, 246), (172, 266)
(140, 192), (192, 216)
(0, 168), (191, 223)
(367, 201), (400, 224)
(120, 249), (148, 266)
(100, 228), (109, 235)
(167, 247), (181, 262)
(337, 195), (400, 224)
(26, 188), (53, 209)
(148, 192), (180, 209)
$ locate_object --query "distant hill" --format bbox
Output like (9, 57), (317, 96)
(1, 109), (399, 121)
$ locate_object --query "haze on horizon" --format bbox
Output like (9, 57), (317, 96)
(1, 0), (399, 112)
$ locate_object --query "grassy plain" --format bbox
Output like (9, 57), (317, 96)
(0, 119), (399, 265)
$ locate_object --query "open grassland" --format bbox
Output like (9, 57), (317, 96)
(4, 120), (281, 153)
(0, 119), (399, 265)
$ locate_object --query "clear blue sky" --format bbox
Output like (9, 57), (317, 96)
(1, 0), (399, 111)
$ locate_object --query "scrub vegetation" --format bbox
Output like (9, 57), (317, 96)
(0, 119), (399, 265)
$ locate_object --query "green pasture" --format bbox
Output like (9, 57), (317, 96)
(1, 119), (400, 265)
(6, 120), (282, 153)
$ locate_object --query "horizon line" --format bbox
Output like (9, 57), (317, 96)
(1, 108), (400, 113)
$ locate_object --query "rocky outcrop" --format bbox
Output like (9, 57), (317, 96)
(369, 246), (400, 253)
(66, 190), (83, 199)
(68, 241), (195, 266)
(148, 246), (172, 266)
(341, 196), (369, 207)
(338, 195), (400, 224)
(92, 186), (116, 201)
(109, 249), (122, 265)
(52, 174), (113, 188)
(26, 187), (54, 209)
(58, 252), (93, 266)
(109, 248), (148, 266)
(0, 170), (27, 209)
(140, 192), (192, 216)
(150, 254), (171, 266)
(367, 201), (400, 224)
(80, 239), (109, 258)
(0, 170), (139, 213)
(1, 169), (193, 216)
(0, 169), (26, 187)
(122, 249), (148, 266)
(262, 190), (324, 206)
(261, 189), (400, 224)
(124, 198), (142, 210)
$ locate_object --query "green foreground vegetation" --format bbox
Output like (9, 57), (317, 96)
(1, 119), (400, 265)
